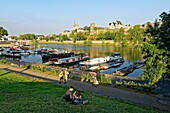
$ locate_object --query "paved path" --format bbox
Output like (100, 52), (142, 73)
(0, 64), (170, 112)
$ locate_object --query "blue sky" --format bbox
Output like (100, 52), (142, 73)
(0, 0), (169, 36)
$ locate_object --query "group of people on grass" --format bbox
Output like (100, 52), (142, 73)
(63, 86), (88, 105)
(59, 68), (99, 87)
(59, 69), (99, 105)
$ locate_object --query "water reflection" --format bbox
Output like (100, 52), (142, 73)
(41, 44), (142, 62)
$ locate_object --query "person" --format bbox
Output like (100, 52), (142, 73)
(64, 86), (74, 102)
(64, 68), (69, 83)
(59, 69), (64, 84)
(93, 75), (99, 87)
(73, 90), (88, 105)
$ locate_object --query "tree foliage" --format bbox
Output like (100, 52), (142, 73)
(19, 34), (36, 40)
(141, 43), (167, 85)
(141, 11), (170, 85)
(127, 25), (144, 43)
(0, 27), (8, 38)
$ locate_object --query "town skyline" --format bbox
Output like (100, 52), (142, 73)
(0, 0), (169, 36)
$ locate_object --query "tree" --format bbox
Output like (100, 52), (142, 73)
(50, 34), (57, 41)
(158, 11), (170, 54)
(10, 36), (18, 40)
(62, 35), (69, 41)
(84, 26), (90, 32)
(127, 25), (144, 43)
(115, 28), (124, 42)
(44, 36), (50, 42)
(0, 27), (8, 38)
(141, 11), (170, 85)
(76, 32), (87, 40)
(141, 42), (167, 85)
(19, 34), (36, 40)
(58, 35), (63, 42)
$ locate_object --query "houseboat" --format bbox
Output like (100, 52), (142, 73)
(45, 53), (89, 65)
(1, 50), (22, 58)
(88, 57), (125, 71)
(79, 52), (124, 66)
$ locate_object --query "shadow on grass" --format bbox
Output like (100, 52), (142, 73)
(1, 68), (61, 84)
(0, 71), (10, 76)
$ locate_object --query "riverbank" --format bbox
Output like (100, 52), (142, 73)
(0, 63), (169, 112)
(0, 43), (11, 47)
(38, 40), (141, 47)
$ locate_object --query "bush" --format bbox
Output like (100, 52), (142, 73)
(106, 42), (110, 45)
(97, 74), (112, 85)
(0, 60), (10, 64)
(115, 81), (123, 86)
(81, 73), (93, 82)
(50, 67), (61, 76)
(20, 64), (31, 69)
(115, 80), (157, 93)
(31, 64), (47, 73)
(121, 38), (128, 47)
(84, 40), (92, 46)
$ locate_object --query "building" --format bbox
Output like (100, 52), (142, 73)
(62, 30), (71, 36)
(141, 22), (162, 29)
(124, 24), (133, 32)
(90, 23), (95, 35)
(108, 20), (123, 29)
(73, 22), (79, 31)
(77, 28), (86, 33)
(36, 35), (45, 40)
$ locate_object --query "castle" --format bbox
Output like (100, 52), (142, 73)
(61, 20), (160, 37)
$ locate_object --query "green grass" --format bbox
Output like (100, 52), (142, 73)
(0, 70), (159, 113)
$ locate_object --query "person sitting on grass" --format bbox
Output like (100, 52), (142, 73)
(73, 90), (88, 105)
(63, 86), (74, 102)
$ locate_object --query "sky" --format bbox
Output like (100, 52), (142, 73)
(0, 0), (169, 36)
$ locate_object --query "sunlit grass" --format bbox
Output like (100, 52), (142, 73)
(0, 70), (159, 113)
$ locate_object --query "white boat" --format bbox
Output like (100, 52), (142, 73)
(89, 65), (108, 71)
(1, 50), (22, 58)
(88, 58), (125, 71)
(79, 56), (115, 66)
(20, 50), (30, 56)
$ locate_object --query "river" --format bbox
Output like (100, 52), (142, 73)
(28, 44), (142, 78)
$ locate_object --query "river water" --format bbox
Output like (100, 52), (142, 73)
(26, 44), (142, 78)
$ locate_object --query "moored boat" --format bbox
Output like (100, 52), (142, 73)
(45, 53), (89, 65)
(80, 52), (124, 67)
(88, 57), (125, 71)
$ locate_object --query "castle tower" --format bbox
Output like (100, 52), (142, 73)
(73, 22), (79, 31)
(90, 23), (95, 35)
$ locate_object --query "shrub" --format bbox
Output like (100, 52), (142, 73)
(121, 38), (128, 47)
(31, 64), (47, 73)
(50, 67), (61, 76)
(102, 40), (105, 45)
(81, 73), (93, 82)
(115, 81), (123, 86)
(84, 40), (92, 46)
(0, 59), (10, 64)
(97, 74), (112, 85)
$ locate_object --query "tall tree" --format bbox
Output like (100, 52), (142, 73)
(115, 28), (124, 42)
(141, 11), (170, 85)
(127, 25), (144, 43)
(0, 27), (8, 38)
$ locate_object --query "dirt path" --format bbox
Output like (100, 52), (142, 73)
(0, 64), (170, 112)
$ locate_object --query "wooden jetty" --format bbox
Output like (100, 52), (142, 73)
(112, 61), (144, 76)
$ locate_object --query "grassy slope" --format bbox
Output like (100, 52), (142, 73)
(0, 70), (159, 113)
